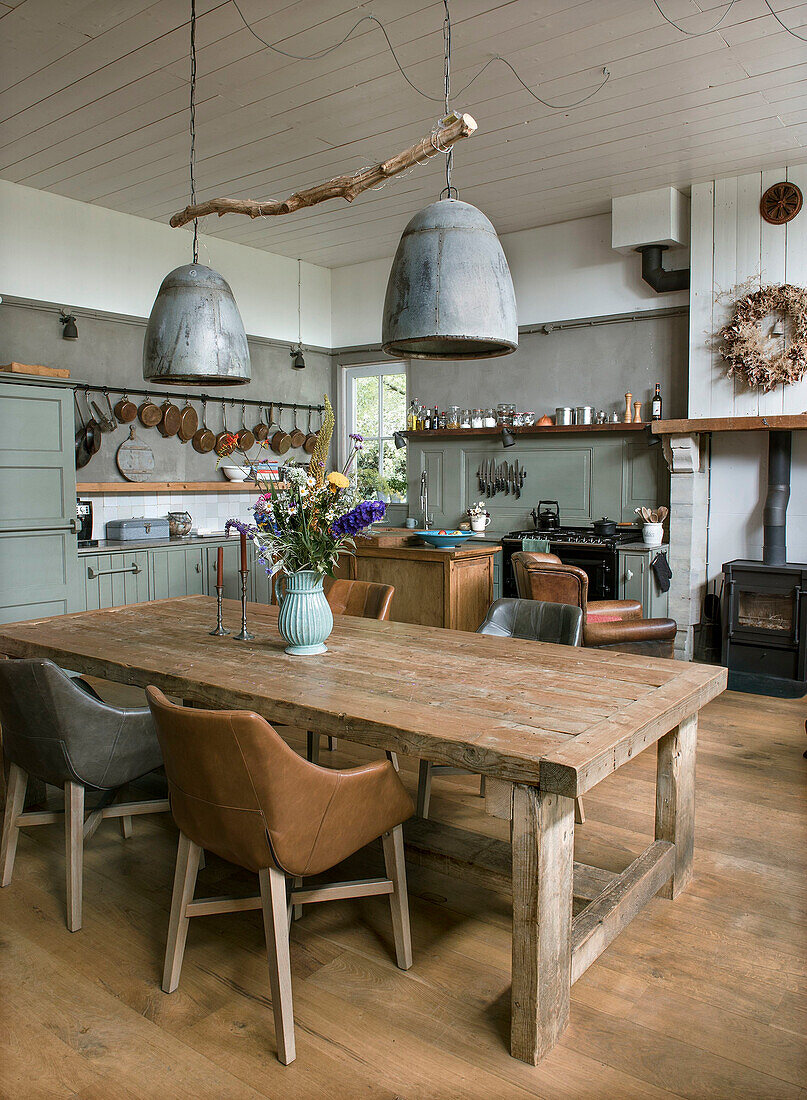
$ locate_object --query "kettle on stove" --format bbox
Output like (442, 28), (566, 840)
(530, 500), (560, 532)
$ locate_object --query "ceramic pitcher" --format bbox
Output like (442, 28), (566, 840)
(276, 569), (334, 656)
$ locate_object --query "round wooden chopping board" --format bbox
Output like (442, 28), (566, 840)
(117, 427), (155, 481)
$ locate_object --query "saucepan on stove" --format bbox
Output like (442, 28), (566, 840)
(592, 516), (617, 537)
(531, 500), (560, 532)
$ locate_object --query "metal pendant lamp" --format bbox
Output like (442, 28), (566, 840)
(143, 0), (250, 386)
(382, 197), (517, 359)
(381, 1), (517, 361)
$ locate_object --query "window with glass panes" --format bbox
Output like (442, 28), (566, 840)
(343, 364), (407, 501)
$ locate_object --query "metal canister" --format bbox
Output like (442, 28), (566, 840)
(575, 405), (594, 425)
(555, 406), (573, 425)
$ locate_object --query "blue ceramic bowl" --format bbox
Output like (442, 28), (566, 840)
(415, 529), (471, 549)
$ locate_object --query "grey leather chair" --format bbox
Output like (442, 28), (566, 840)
(417, 598), (585, 820)
(0, 659), (169, 931)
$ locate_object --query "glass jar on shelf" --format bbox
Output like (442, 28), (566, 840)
(460, 409), (472, 428)
(471, 408), (484, 428)
(483, 408), (497, 427)
(497, 403), (516, 426)
(446, 405), (461, 429)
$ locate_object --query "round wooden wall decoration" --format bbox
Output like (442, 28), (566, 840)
(760, 181), (802, 225)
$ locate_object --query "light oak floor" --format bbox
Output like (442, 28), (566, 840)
(1, 686), (805, 1099)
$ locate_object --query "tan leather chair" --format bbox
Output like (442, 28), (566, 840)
(511, 551), (677, 658)
(307, 577), (396, 763)
(146, 687), (414, 1065)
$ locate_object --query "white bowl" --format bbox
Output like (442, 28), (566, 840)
(221, 463), (250, 482)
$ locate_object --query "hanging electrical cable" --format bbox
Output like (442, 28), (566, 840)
(228, 0), (611, 111)
(651, 0), (739, 36)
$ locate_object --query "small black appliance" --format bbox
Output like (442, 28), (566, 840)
(76, 498), (97, 548)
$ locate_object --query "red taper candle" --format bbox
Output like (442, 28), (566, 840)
(216, 545), (224, 588)
(240, 530), (247, 572)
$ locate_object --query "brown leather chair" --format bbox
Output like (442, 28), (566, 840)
(323, 577), (394, 621)
(511, 551), (677, 658)
(307, 577), (396, 763)
(146, 687), (414, 1065)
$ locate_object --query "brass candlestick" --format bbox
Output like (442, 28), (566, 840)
(234, 570), (254, 641)
(209, 585), (230, 636)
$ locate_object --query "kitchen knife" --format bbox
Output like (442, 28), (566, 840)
(503, 462), (510, 495)
(485, 458), (492, 498)
(513, 460), (520, 498)
(477, 462), (484, 493)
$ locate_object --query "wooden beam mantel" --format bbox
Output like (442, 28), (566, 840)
(169, 112), (477, 228)
(651, 414), (807, 435)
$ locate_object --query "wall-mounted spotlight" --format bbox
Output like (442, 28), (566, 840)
(501, 425), (515, 448)
(393, 430), (407, 449)
(60, 310), (78, 340)
(290, 346), (306, 370)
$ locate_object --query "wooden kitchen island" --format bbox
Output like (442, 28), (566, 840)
(334, 532), (500, 632)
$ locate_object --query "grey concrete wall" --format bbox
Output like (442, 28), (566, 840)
(0, 299), (333, 483)
(407, 311), (689, 420)
(335, 310), (688, 421)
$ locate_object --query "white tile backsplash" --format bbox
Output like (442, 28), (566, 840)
(84, 489), (258, 540)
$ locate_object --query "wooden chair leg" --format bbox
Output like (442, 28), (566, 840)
(574, 797), (585, 825)
(382, 825), (412, 970)
(416, 760), (432, 819)
(0, 764), (28, 887)
(162, 831), (202, 993)
(385, 750), (400, 772)
(259, 866), (296, 1065)
(119, 816), (133, 838)
(327, 737), (337, 751)
(479, 775), (486, 798)
(306, 731), (320, 765)
(198, 849), (206, 870)
(292, 876), (303, 920)
(65, 781), (85, 932)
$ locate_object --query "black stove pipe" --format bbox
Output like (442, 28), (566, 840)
(763, 430), (791, 566)
(636, 244), (690, 293)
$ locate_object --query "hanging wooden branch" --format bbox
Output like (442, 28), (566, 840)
(169, 112), (477, 228)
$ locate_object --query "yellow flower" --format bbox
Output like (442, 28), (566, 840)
(327, 471), (350, 489)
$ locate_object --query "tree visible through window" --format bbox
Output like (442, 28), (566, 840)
(346, 365), (407, 500)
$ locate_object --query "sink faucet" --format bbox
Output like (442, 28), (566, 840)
(420, 470), (432, 529)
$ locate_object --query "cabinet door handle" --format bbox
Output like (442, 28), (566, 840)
(195, 563), (202, 573)
(87, 564), (141, 579)
(625, 568), (634, 581)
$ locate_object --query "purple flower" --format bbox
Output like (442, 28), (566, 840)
(225, 518), (257, 537)
(349, 432), (364, 442)
(331, 499), (385, 538)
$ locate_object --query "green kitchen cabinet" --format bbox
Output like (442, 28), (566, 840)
(83, 551), (150, 609)
(205, 540), (242, 600)
(0, 379), (82, 624)
(150, 546), (206, 599)
(618, 545), (670, 619)
(491, 549), (502, 602)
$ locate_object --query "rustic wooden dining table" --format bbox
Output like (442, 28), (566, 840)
(0, 595), (726, 1065)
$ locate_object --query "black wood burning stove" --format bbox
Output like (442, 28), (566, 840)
(722, 431), (806, 697)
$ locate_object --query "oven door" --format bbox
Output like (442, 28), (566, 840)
(548, 544), (617, 602)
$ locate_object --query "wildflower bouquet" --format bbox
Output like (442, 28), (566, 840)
(224, 395), (385, 580)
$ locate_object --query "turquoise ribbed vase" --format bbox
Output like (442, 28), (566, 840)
(276, 570), (334, 656)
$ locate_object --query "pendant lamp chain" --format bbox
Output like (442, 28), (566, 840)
(441, 0), (458, 200)
(189, 0), (199, 264)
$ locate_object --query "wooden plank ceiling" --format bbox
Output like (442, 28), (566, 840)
(2, 0), (807, 266)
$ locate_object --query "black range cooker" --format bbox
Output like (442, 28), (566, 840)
(501, 524), (643, 600)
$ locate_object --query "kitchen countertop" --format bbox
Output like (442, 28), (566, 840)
(77, 532), (235, 555)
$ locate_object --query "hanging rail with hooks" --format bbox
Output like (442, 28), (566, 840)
(65, 381), (325, 414)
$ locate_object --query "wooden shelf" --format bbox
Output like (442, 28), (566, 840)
(76, 481), (257, 493)
(403, 423), (648, 439)
(651, 414), (807, 434)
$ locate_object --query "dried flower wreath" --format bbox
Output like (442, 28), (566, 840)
(719, 283), (807, 392)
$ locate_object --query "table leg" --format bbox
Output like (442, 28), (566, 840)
(655, 713), (697, 899)
(510, 783), (574, 1065)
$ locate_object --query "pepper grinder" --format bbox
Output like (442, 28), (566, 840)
(623, 392), (633, 423)
(633, 401), (643, 423)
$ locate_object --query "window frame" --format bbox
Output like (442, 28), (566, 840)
(339, 362), (408, 500)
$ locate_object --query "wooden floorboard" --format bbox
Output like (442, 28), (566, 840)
(0, 687), (805, 1098)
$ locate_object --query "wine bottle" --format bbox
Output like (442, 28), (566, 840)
(432, 405), (440, 430)
(651, 383), (663, 421)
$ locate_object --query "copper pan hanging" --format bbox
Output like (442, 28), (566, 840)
(289, 405), (305, 448)
(192, 398), (215, 453)
(303, 408), (318, 454)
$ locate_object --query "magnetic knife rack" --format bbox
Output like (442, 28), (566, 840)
(67, 381), (325, 414)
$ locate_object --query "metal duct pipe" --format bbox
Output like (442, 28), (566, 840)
(636, 245), (690, 293)
(763, 430), (792, 566)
